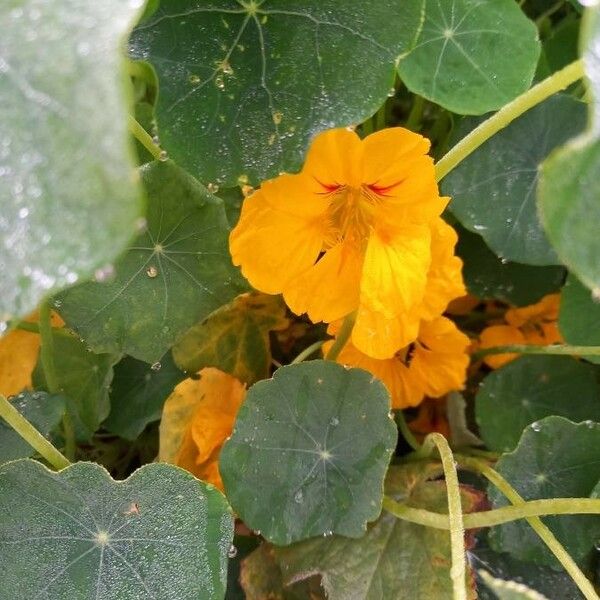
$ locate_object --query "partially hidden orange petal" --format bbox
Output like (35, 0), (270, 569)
(479, 325), (526, 369)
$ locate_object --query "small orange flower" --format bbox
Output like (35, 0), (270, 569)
(409, 398), (450, 441)
(479, 293), (562, 369)
(324, 316), (470, 409)
(230, 127), (464, 359)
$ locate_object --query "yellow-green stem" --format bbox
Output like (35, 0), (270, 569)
(128, 115), (162, 161)
(395, 410), (421, 452)
(325, 312), (356, 361)
(383, 496), (600, 530)
(290, 340), (326, 364)
(423, 433), (466, 600)
(459, 456), (599, 600)
(39, 301), (59, 394)
(472, 343), (600, 361)
(435, 59), (584, 181)
(0, 395), (70, 470)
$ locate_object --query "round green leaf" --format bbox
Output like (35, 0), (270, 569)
(220, 360), (397, 545)
(129, 0), (425, 186)
(446, 95), (586, 265)
(559, 273), (600, 364)
(0, 459), (233, 599)
(397, 0), (540, 114)
(456, 226), (565, 306)
(55, 160), (247, 364)
(32, 330), (119, 441)
(538, 7), (600, 291)
(104, 351), (186, 441)
(476, 355), (600, 453)
(0, 0), (145, 321)
(490, 417), (600, 567)
(0, 391), (65, 463)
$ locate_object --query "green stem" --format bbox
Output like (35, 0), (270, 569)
(290, 340), (325, 364)
(325, 312), (356, 361)
(39, 301), (59, 394)
(472, 343), (600, 361)
(423, 434), (466, 600)
(383, 496), (600, 530)
(458, 456), (598, 600)
(0, 395), (70, 470)
(394, 410), (421, 452)
(128, 115), (162, 161)
(9, 320), (40, 334)
(435, 59), (584, 181)
(405, 95), (425, 131)
(128, 60), (148, 80)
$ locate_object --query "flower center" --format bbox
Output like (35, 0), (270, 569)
(322, 184), (382, 248)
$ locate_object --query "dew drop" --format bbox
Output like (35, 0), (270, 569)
(18, 207), (29, 219)
(272, 111), (283, 125)
(215, 75), (225, 90)
(227, 544), (238, 558)
(387, 86), (395, 97)
(158, 150), (168, 161)
(146, 265), (158, 278)
(188, 74), (201, 85)
(294, 490), (303, 503)
(150, 361), (161, 371)
(329, 417), (339, 427)
(530, 421), (542, 432)
(207, 182), (219, 193)
(151, 135), (160, 145)
(94, 264), (115, 282)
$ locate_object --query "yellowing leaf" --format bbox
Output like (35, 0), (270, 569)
(172, 293), (289, 384)
(159, 368), (246, 490)
(0, 311), (63, 397)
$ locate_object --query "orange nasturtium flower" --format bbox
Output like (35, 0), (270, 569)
(324, 316), (470, 409)
(230, 127), (464, 359)
(479, 293), (562, 369)
(159, 368), (246, 490)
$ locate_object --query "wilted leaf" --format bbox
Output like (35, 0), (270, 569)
(173, 293), (288, 385)
(160, 367), (246, 490)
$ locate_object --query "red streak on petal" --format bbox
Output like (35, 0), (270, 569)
(366, 179), (405, 197)
(314, 176), (341, 195)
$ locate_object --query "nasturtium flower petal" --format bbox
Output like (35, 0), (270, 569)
(420, 219), (466, 320)
(284, 242), (363, 323)
(479, 325), (527, 369)
(230, 182), (325, 295)
(410, 317), (470, 398)
(360, 225), (431, 318)
(302, 128), (363, 190)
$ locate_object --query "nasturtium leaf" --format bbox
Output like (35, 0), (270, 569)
(476, 356), (600, 453)
(240, 543), (324, 600)
(478, 571), (550, 600)
(55, 160), (247, 364)
(558, 273), (600, 364)
(172, 292), (289, 385)
(0, 390), (65, 463)
(456, 226), (565, 306)
(539, 6), (600, 291)
(489, 417), (600, 567)
(446, 95), (586, 265)
(472, 536), (583, 600)
(103, 351), (185, 440)
(0, 0), (146, 321)
(129, 0), (425, 186)
(220, 360), (397, 545)
(32, 330), (119, 440)
(0, 459), (233, 599)
(397, 0), (540, 114)
(275, 463), (481, 600)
